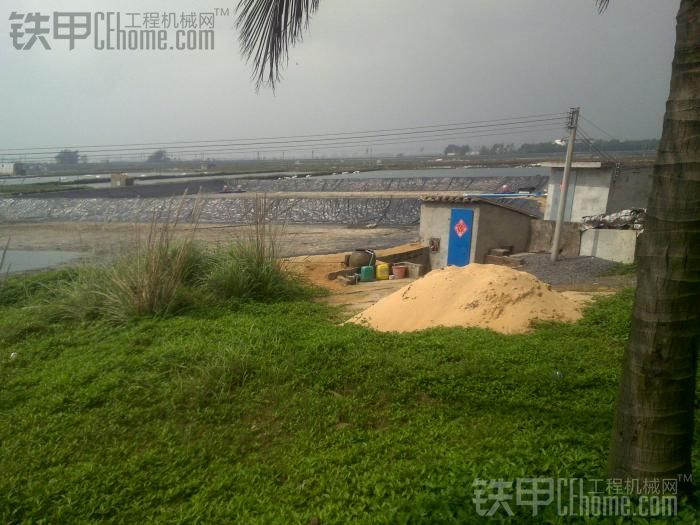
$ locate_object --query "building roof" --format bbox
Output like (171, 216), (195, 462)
(420, 195), (541, 218)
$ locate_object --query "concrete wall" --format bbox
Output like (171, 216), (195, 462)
(419, 202), (531, 269)
(419, 203), (480, 269)
(579, 229), (639, 263)
(606, 166), (653, 213)
(528, 219), (581, 257)
(476, 204), (532, 261)
(545, 168), (613, 222)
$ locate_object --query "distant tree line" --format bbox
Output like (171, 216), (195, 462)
(55, 150), (80, 165)
(443, 139), (659, 157)
(53, 149), (173, 165)
(147, 149), (170, 163)
(480, 143), (515, 155)
(444, 144), (472, 156)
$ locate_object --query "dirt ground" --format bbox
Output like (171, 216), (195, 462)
(1, 222), (633, 318)
(285, 243), (424, 315)
(0, 222), (419, 258)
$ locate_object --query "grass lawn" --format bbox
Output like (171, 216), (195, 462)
(0, 278), (698, 523)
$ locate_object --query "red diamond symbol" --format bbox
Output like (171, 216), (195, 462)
(454, 219), (468, 238)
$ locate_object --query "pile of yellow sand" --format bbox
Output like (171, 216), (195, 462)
(349, 264), (584, 334)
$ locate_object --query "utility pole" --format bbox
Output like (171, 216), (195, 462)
(550, 107), (580, 262)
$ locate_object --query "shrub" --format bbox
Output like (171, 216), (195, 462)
(204, 196), (312, 302)
(50, 197), (206, 323)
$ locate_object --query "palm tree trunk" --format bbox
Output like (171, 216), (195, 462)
(608, 0), (700, 489)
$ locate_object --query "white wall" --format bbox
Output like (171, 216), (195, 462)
(419, 203), (480, 269)
(546, 168), (613, 222)
(571, 169), (613, 221)
(580, 229), (639, 263)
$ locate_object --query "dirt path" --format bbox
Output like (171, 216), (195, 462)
(0, 222), (419, 258)
(285, 243), (424, 315)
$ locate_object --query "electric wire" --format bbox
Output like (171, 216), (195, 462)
(579, 115), (619, 141)
(0, 112), (568, 154)
(577, 127), (619, 163)
(2, 123), (567, 163)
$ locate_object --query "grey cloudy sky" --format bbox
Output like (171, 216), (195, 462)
(0, 0), (680, 157)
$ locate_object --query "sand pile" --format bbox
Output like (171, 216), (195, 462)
(349, 264), (584, 334)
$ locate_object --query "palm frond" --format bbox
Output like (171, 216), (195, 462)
(595, 0), (610, 13)
(236, 0), (320, 89)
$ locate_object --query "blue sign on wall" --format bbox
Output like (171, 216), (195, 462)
(447, 209), (474, 266)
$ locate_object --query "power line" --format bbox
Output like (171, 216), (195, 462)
(578, 130), (616, 161)
(577, 127), (619, 163)
(5, 126), (565, 162)
(0, 113), (568, 155)
(0, 118), (567, 159)
(579, 115), (618, 141)
(3, 123), (567, 162)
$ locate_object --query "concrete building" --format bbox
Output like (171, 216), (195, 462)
(543, 161), (616, 222)
(110, 173), (134, 187)
(544, 161), (653, 223)
(0, 162), (25, 176)
(606, 164), (654, 212)
(419, 196), (536, 269)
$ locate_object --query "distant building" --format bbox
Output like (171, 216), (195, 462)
(0, 162), (26, 176)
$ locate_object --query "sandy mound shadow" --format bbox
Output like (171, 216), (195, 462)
(349, 264), (584, 334)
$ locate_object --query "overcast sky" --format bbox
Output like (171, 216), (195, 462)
(0, 0), (680, 158)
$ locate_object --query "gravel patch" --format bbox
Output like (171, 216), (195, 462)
(514, 253), (617, 286)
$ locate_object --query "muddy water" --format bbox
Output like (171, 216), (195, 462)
(1, 250), (84, 274)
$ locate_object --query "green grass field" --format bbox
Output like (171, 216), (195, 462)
(0, 275), (698, 523)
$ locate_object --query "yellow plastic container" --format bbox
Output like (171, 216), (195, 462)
(376, 263), (391, 280)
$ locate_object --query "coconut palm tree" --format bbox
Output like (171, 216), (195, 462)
(237, 0), (320, 88)
(605, 0), (699, 490)
(236, 0), (700, 488)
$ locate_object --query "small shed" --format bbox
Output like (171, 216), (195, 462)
(110, 173), (134, 187)
(419, 196), (537, 269)
(0, 162), (25, 176)
(543, 161), (616, 222)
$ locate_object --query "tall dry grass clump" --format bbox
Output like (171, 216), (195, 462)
(100, 198), (205, 321)
(0, 238), (9, 275)
(52, 196), (207, 323)
(205, 195), (310, 302)
(48, 194), (315, 323)
(0, 238), (10, 296)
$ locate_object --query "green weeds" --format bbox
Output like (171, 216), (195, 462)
(0, 286), (698, 523)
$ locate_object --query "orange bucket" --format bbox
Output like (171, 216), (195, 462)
(392, 264), (408, 279)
